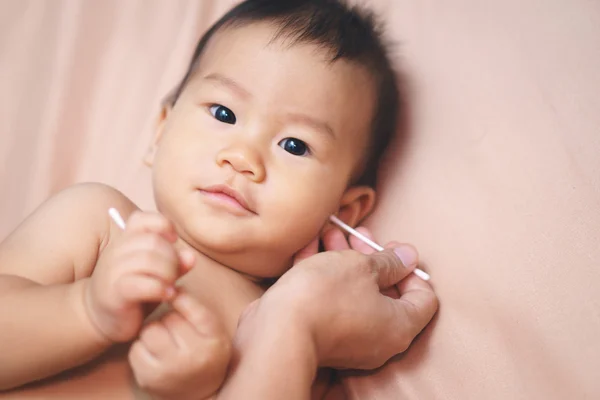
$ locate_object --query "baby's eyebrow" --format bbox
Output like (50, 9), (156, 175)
(203, 73), (252, 100)
(285, 112), (335, 140)
(202, 72), (335, 139)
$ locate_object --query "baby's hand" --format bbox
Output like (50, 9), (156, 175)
(84, 211), (194, 343)
(129, 293), (231, 400)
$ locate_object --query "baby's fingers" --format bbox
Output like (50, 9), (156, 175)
(126, 211), (177, 243)
(177, 248), (196, 274)
(129, 340), (165, 392)
(118, 275), (174, 303)
(116, 240), (181, 285)
(161, 311), (200, 351)
(129, 340), (159, 371)
(171, 293), (227, 338)
(167, 294), (231, 387)
(138, 321), (175, 359)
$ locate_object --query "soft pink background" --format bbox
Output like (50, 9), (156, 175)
(1, 1), (599, 399)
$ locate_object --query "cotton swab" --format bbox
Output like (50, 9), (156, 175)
(109, 208), (429, 281)
(108, 208), (126, 230)
(329, 215), (431, 281)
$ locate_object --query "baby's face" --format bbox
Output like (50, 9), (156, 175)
(151, 22), (376, 277)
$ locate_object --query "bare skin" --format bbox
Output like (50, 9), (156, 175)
(0, 184), (339, 399)
(0, 22), (380, 399)
(0, 185), (425, 400)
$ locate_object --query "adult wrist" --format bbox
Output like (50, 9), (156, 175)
(219, 299), (318, 399)
(239, 296), (318, 366)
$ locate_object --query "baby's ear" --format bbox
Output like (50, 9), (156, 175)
(335, 186), (376, 228)
(143, 105), (171, 167)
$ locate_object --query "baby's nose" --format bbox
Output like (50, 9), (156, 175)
(216, 145), (266, 182)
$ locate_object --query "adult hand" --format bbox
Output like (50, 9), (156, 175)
(295, 227), (411, 299)
(261, 228), (437, 369)
(218, 228), (438, 399)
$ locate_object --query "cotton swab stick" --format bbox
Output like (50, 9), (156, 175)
(109, 208), (429, 281)
(108, 208), (126, 230)
(329, 215), (431, 281)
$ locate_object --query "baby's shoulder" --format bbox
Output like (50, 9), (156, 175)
(59, 182), (135, 209)
(48, 182), (138, 226)
(0, 183), (139, 284)
(54, 181), (139, 239)
(57, 182), (131, 202)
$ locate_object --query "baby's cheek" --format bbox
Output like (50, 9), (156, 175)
(264, 178), (341, 244)
(273, 210), (328, 250)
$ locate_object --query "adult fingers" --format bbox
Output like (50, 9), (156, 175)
(348, 227), (377, 254)
(382, 241), (402, 299)
(384, 240), (402, 249)
(367, 245), (418, 288)
(293, 236), (319, 265)
(382, 241), (403, 297)
(390, 275), (438, 350)
(322, 228), (350, 251)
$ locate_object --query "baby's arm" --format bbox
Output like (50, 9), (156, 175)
(0, 183), (137, 390)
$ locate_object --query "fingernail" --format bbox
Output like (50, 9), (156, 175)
(394, 245), (418, 268)
(180, 249), (195, 270)
(165, 286), (176, 300)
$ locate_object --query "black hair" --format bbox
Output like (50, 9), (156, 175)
(165, 0), (400, 188)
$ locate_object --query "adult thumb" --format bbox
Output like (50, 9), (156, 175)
(370, 244), (418, 288)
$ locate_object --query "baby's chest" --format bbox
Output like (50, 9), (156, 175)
(173, 266), (265, 337)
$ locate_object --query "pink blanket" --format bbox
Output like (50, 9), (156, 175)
(1, 1), (598, 398)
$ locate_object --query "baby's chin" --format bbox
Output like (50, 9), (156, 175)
(178, 229), (294, 279)
(207, 248), (294, 281)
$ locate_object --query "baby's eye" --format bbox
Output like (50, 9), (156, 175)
(209, 105), (236, 124)
(278, 138), (309, 156)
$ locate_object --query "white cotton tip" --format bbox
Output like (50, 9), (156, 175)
(413, 268), (431, 281)
(108, 208), (126, 230)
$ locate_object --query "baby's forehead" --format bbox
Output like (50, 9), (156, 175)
(210, 20), (340, 61)
(191, 23), (376, 120)
(196, 21), (374, 86)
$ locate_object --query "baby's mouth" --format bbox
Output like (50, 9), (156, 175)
(199, 184), (256, 215)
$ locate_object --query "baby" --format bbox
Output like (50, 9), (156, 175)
(0, 0), (400, 398)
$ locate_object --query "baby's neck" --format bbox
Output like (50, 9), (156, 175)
(174, 240), (266, 337)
